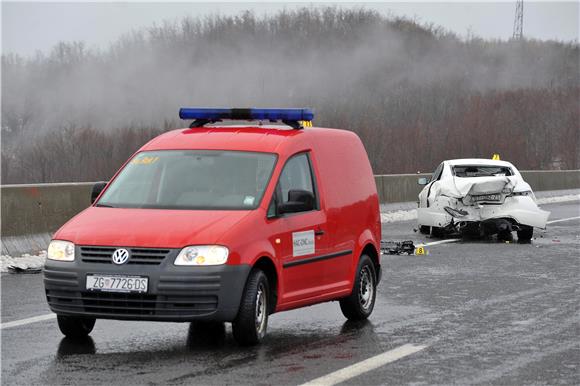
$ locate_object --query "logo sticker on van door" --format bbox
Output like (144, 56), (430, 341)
(292, 230), (315, 257)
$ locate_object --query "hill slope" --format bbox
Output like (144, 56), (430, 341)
(2, 7), (578, 183)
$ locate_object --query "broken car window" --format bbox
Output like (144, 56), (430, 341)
(453, 165), (513, 178)
(431, 163), (444, 181)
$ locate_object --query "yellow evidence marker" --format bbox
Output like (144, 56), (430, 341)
(492, 153), (501, 160)
(414, 246), (427, 255)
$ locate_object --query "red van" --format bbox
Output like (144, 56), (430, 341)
(44, 108), (382, 345)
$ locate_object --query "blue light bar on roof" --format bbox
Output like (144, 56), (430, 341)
(179, 108), (314, 122)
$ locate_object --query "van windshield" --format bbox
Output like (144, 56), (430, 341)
(97, 150), (277, 210)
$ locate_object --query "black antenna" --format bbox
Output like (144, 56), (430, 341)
(513, 0), (524, 40)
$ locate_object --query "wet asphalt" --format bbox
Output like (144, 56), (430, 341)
(1, 200), (579, 385)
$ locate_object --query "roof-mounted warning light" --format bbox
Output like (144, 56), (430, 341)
(179, 108), (314, 130)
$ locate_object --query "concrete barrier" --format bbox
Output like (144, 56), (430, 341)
(1, 170), (579, 254)
(374, 173), (429, 204)
(518, 170), (580, 192)
(1, 183), (94, 254)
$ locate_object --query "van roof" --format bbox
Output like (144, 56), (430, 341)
(141, 125), (351, 154)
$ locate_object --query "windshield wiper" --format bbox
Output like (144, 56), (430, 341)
(95, 203), (115, 208)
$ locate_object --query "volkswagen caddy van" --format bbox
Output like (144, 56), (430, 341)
(44, 108), (381, 345)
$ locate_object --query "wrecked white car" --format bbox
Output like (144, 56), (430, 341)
(417, 159), (549, 241)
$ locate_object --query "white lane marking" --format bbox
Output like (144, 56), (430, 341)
(300, 343), (427, 386)
(547, 216), (580, 225)
(417, 238), (461, 247)
(0, 313), (55, 329)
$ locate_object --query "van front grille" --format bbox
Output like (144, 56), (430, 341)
(80, 246), (170, 265)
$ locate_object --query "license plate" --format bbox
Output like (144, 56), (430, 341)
(86, 274), (148, 293)
(473, 194), (501, 202)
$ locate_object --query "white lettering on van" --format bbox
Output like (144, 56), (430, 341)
(292, 230), (315, 257)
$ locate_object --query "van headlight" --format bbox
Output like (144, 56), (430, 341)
(174, 246), (229, 266)
(47, 240), (75, 261)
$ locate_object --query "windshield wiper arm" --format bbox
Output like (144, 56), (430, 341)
(95, 203), (115, 208)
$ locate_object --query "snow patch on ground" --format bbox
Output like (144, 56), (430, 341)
(536, 194), (580, 205)
(381, 210), (417, 223)
(1, 252), (46, 273)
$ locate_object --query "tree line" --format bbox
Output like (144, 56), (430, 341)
(2, 7), (578, 183)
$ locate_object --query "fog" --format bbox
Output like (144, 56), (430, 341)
(2, 7), (579, 182)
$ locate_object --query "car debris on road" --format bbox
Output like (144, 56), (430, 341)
(381, 240), (416, 255)
(7, 266), (42, 274)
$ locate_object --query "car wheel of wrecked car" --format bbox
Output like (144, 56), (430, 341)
(497, 230), (513, 241)
(340, 255), (377, 320)
(517, 226), (534, 241)
(430, 226), (446, 238)
(232, 269), (269, 346)
(419, 226), (430, 235)
(57, 315), (96, 338)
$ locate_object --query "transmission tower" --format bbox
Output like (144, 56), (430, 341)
(513, 0), (524, 39)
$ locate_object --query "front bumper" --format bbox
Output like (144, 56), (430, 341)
(43, 246), (250, 322)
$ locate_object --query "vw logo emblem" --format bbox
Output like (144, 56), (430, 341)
(111, 249), (130, 265)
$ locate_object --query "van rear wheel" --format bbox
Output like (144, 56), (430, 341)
(340, 255), (377, 320)
(232, 269), (269, 346)
(57, 315), (95, 338)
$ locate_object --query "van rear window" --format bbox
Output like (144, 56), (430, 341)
(97, 150), (277, 210)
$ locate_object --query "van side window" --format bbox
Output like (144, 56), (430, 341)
(277, 153), (316, 210)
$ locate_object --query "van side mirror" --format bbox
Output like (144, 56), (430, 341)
(91, 182), (108, 204)
(278, 189), (314, 214)
(418, 177), (430, 186)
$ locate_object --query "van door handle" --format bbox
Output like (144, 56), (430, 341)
(315, 229), (325, 236)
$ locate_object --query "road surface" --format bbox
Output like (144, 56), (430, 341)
(2, 200), (579, 385)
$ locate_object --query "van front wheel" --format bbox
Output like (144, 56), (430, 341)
(232, 269), (269, 346)
(57, 315), (95, 338)
(340, 255), (377, 320)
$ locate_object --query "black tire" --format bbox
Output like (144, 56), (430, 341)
(497, 230), (513, 241)
(339, 255), (377, 320)
(419, 226), (430, 235)
(232, 269), (269, 346)
(430, 226), (445, 238)
(517, 226), (533, 241)
(57, 315), (95, 338)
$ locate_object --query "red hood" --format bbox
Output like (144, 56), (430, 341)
(54, 207), (252, 248)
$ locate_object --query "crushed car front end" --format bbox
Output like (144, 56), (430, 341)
(418, 160), (549, 238)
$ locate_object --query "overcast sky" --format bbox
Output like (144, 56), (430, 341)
(2, 1), (578, 57)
